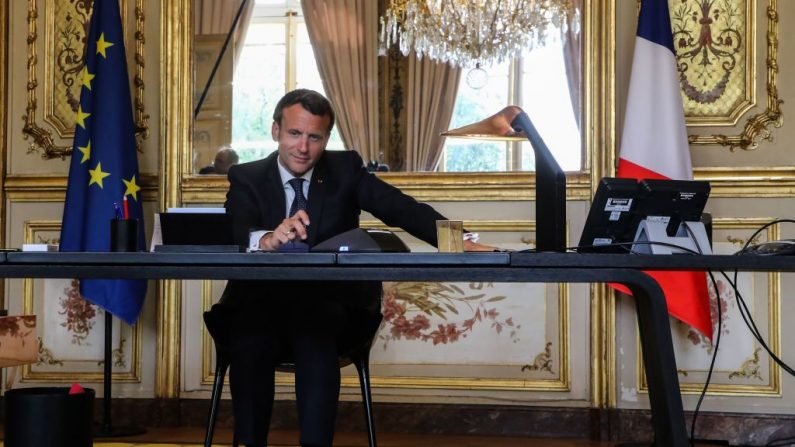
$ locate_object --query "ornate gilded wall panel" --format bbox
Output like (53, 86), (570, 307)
(22, 0), (149, 159)
(674, 0), (755, 124)
(18, 221), (143, 384)
(679, 0), (783, 150)
(182, 221), (580, 399)
(629, 218), (781, 398)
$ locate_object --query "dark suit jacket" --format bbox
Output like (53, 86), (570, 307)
(225, 150), (444, 248)
(209, 150), (446, 353)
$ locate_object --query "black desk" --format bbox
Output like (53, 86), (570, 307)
(5, 251), (789, 446)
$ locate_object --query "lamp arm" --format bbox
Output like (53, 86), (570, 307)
(510, 112), (567, 252)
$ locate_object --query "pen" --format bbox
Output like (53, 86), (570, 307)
(122, 196), (129, 220)
(113, 202), (123, 220)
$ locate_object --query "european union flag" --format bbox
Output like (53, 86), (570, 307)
(60, 0), (146, 325)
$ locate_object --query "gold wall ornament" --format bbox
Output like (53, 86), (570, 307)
(521, 341), (555, 373)
(44, 0), (93, 134)
(22, 0), (149, 160)
(133, 4), (149, 141)
(20, 220), (142, 383)
(684, 0), (783, 150)
(728, 347), (763, 381)
(673, 0), (752, 122)
(636, 218), (781, 396)
(97, 337), (127, 368)
(37, 337), (64, 366)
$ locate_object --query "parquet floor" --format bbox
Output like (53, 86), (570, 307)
(86, 427), (616, 446)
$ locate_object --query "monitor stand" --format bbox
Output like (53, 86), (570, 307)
(631, 219), (712, 255)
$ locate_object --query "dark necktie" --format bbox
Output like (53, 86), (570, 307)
(288, 177), (307, 216)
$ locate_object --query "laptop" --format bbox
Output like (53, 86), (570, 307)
(311, 228), (409, 253)
(157, 212), (240, 252)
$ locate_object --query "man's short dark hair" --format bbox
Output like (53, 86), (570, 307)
(272, 89), (335, 134)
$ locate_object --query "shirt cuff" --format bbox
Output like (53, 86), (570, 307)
(463, 232), (479, 243)
(248, 230), (270, 252)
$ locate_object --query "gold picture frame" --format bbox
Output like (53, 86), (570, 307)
(679, 0), (783, 151)
(22, 0), (149, 160)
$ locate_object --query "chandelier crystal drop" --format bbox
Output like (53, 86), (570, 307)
(380, 0), (574, 69)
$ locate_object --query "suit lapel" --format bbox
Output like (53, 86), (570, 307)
(263, 154), (286, 229)
(306, 154), (327, 245)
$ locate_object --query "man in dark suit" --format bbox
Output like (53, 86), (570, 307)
(213, 89), (485, 447)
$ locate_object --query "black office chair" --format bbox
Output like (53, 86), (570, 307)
(202, 307), (381, 447)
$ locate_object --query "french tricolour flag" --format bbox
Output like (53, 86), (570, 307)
(616, 0), (713, 339)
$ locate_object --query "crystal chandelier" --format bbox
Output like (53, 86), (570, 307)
(380, 0), (573, 70)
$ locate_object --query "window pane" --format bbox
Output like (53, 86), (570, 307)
(444, 140), (507, 172)
(232, 23), (286, 163)
(441, 62), (510, 172)
(295, 24), (322, 92)
(447, 62), (510, 129)
(520, 39), (580, 171)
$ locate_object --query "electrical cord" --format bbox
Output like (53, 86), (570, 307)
(573, 231), (789, 446)
(535, 223), (795, 445)
(720, 270), (795, 376)
(571, 219), (795, 446)
(683, 223), (723, 447)
(730, 219), (795, 378)
(573, 236), (722, 445)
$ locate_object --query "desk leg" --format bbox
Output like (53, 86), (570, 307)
(625, 273), (688, 447)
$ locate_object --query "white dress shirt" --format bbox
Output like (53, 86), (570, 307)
(247, 157), (313, 250)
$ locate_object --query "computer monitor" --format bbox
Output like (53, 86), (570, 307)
(577, 177), (644, 253)
(577, 177), (710, 253)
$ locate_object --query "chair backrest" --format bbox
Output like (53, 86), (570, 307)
(273, 311), (382, 372)
(202, 305), (383, 368)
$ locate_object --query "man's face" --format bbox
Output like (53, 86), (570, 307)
(273, 103), (331, 177)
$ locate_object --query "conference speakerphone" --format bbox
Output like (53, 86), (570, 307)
(578, 177), (711, 254)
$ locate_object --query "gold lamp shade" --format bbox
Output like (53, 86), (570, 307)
(441, 106), (528, 141)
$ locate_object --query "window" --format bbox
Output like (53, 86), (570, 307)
(231, 0), (342, 164)
(441, 35), (581, 172)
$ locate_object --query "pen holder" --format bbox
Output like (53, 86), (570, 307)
(436, 220), (464, 253)
(110, 219), (139, 252)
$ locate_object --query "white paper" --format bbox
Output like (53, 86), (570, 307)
(21, 244), (58, 252)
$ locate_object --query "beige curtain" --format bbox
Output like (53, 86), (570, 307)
(301, 0), (379, 162)
(194, 0), (254, 68)
(405, 54), (461, 171)
(562, 0), (582, 129)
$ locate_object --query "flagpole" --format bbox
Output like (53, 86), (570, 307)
(94, 311), (145, 437)
(95, 220), (145, 438)
(103, 311), (111, 431)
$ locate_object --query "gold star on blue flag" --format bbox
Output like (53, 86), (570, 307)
(60, 0), (146, 325)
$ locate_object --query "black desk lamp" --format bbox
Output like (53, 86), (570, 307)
(442, 106), (567, 252)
